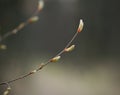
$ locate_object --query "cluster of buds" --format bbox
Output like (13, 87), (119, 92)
(0, 5), (84, 93)
(0, 0), (45, 49)
(49, 19), (84, 63)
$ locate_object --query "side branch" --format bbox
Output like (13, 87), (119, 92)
(0, 0), (44, 48)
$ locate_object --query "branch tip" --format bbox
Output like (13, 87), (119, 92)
(38, 0), (44, 11)
(77, 19), (84, 33)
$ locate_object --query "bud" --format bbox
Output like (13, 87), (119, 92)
(3, 90), (9, 95)
(3, 87), (11, 95)
(64, 45), (75, 52)
(0, 44), (7, 50)
(30, 70), (37, 74)
(38, 0), (44, 11)
(38, 63), (44, 69)
(77, 19), (84, 33)
(12, 29), (18, 34)
(7, 87), (11, 91)
(28, 16), (39, 23)
(17, 23), (25, 30)
(50, 56), (61, 62)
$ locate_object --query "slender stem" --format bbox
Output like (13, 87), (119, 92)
(55, 32), (78, 57)
(0, 2), (42, 43)
(0, 30), (79, 85)
(0, 0), (83, 88)
(1, 22), (28, 41)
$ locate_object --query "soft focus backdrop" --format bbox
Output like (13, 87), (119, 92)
(0, 0), (120, 95)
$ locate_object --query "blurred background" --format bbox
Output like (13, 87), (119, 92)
(0, 0), (120, 95)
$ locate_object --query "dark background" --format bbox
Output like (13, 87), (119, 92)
(0, 0), (120, 95)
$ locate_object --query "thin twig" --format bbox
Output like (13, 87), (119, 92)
(0, 0), (44, 94)
(0, 19), (84, 86)
(0, 0), (44, 44)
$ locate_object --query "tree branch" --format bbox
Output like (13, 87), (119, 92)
(0, 0), (44, 50)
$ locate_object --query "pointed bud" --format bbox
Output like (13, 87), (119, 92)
(38, 0), (44, 11)
(77, 19), (84, 33)
(3, 90), (9, 95)
(28, 16), (39, 23)
(30, 70), (37, 74)
(50, 56), (61, 62)
(64, 45), (75, 52)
